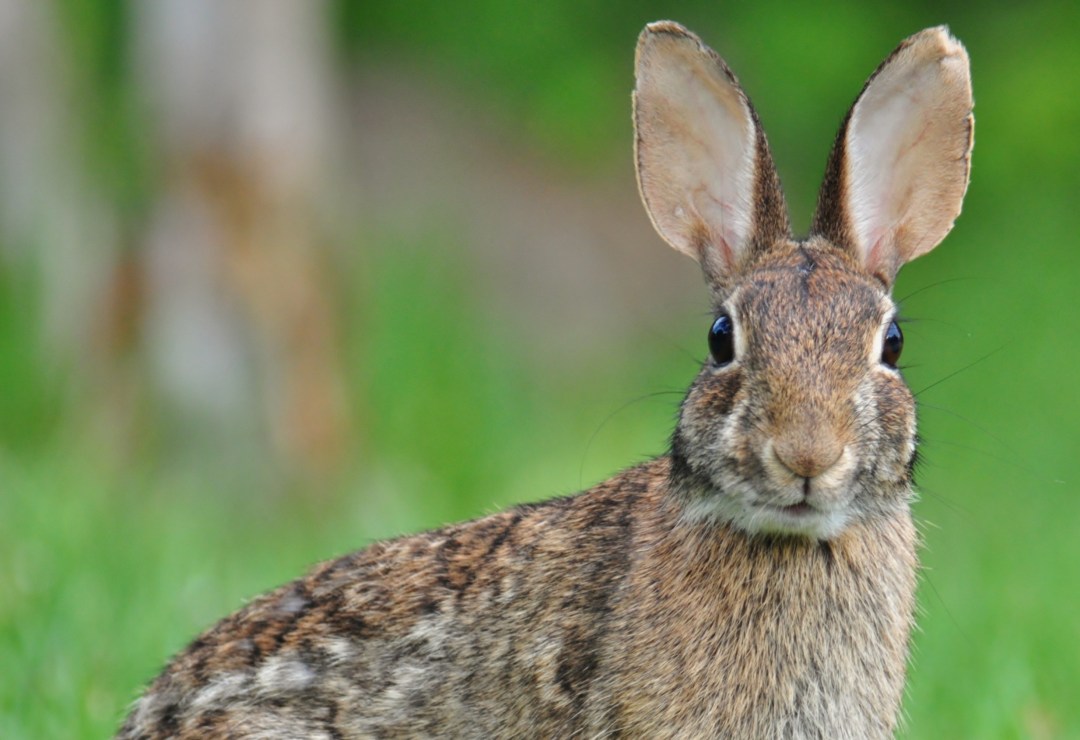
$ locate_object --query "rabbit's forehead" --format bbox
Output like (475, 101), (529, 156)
(731, 264), (890, 360)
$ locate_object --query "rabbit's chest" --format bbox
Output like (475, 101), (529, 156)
(588, 518), (917, 737)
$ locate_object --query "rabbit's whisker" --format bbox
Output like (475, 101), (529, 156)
(912, 346), (1004, 398)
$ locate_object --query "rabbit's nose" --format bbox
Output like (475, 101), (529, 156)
(771, 432), (845, 480)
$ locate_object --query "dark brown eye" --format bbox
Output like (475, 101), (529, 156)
(882, 320), (903, 368)
(709, 314), (735, 366)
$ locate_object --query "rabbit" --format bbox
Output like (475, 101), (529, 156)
(117, 20), (973, 739)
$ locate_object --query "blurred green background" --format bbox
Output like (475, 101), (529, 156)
(1, 1), (1077, 737)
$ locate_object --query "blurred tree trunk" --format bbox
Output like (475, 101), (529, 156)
(130, 0), (351, 479)
(0, 1), (113, 357)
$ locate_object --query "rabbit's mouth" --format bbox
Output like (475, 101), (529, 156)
(678, 470), (855, 539)
(746, 498), (852, 540)
(759, 499), (833, 524)
(775, 501), (815, 517)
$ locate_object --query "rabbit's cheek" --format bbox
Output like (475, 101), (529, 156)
(676, 368), (746, 456)
(693, 366), (745, 415)
(853, 373), (917, 485)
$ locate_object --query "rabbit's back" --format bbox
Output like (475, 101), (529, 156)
(118, 461), (663, 738)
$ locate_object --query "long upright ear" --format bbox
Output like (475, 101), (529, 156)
(812, 27), (974, 286)
(634, 21), (789, 291)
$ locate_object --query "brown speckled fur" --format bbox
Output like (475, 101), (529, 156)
(118, 21), (973, 739)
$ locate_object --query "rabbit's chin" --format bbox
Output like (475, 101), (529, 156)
(681, 489), (854, 541)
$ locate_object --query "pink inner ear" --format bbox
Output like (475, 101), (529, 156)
(687, 212), (737, 280)
(840, 29), (972, 278)
(711, 233), (737, 275)
(693, 186), (749, 277)
(864, 228), (915, 284)
(863, 237), (887, 281)
(633, 28), (762, 277)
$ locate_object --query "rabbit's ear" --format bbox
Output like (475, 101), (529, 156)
(634, 22), (789, 290)
(812, 27), (974, 286)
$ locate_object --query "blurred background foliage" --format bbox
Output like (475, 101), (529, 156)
(0, 0), (1077, 737)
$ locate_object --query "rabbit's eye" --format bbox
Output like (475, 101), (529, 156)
(709, 314), (735, 366)
(881, 320), (903, 368)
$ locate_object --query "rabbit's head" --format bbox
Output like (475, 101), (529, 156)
(634, 23), (973, 539)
